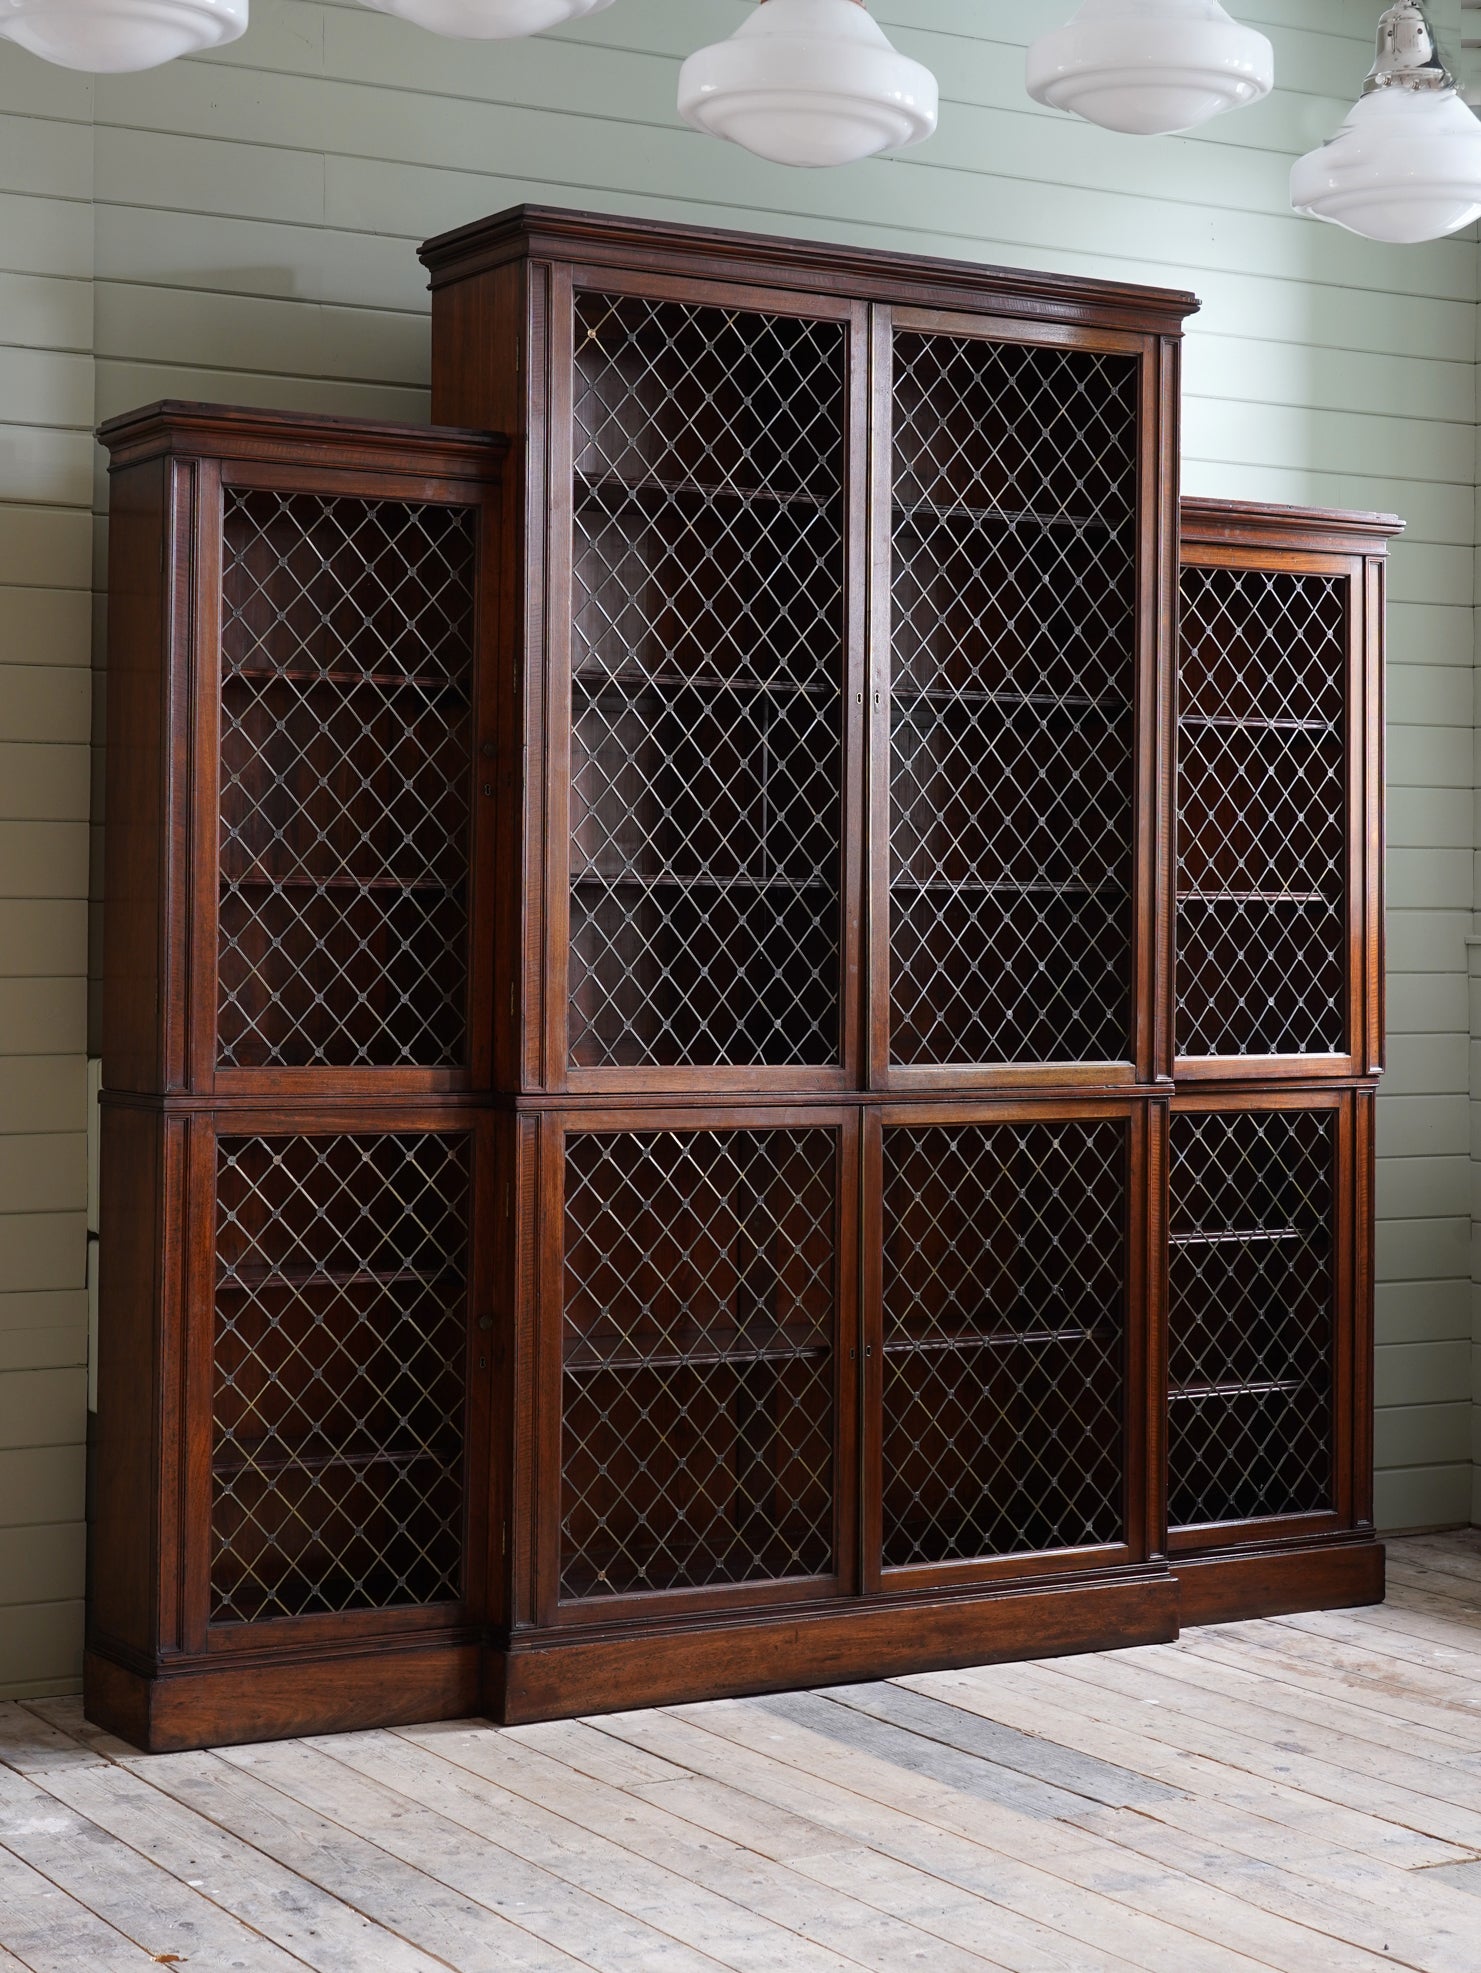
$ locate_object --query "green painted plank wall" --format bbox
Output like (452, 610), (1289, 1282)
(0, 44), (92, 1697)
(2, 0), (1478, 1690)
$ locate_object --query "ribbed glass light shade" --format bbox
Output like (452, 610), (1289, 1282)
(678, 0), (939, 168)
(0, 0), (243, 68)
(1026, 0), (1273, 136)
(359, 0), (612, 40)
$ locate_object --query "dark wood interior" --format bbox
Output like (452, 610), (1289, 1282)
(86, 211), (1400, 1753)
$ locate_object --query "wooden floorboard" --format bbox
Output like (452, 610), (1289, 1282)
(2, 1536), (1481, 1972)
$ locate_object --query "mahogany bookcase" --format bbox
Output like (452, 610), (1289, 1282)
(85, 208), (1400, 1753)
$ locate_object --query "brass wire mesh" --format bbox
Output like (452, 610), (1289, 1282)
(560, 1127), (837, 1598)
(888, 333), (1139, 1065)
(1169, 1108), (1335, 1528)
(568, 291), (847, 1069)
(218, 488), (476, 1068)
(881, 1119), (1127, 1568)
(1177, 565), (1347, 1058)
(210, 1131), (469, 1624)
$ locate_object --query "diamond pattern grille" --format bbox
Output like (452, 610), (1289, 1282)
(1178, 566), (1348, 1058)
(568, 291), (846, 1068)
(561, 1128), (836, 1599)
(210, 1131), (469, 1624)
(218, 488), (476, 1068)
(1169, 1108), (1335, 1528)
(881, 1120), (1127, 1568)
(888, 333), (1139, 1065)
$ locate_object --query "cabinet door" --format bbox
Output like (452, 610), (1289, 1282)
(205, 463), (499, 1094)
(550, 273), (867, 1093)
(1167, 1092), (1358, 1550)
(866, 1102), (1154, 1591)
(1175, 552), (1362, 1074)
(534, 1110), (858, 1625)
(186, 1113), (488, 1654)
(874, 312), (1163, 1087)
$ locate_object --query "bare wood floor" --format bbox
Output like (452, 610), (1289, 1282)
(3, 1535), (1481, 1973)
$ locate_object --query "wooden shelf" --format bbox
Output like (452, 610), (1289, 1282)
(1168, 1227), (1305, 1248)
(1169, 1378), (1311, 1403)
(885, 1324), (1118, 1356)
(573, 670), (838, 702)
(1179, 712), (1335, 735)
(216, 1264), (465, 1292)
(570, 871), (835, 894)
(890, 878), (1127, 899)
(221, 873), (465, 894)
(893, 688), (1130, 715)
(223, 666), (469, 694)
(565, 1341), (829, 1374)
(212, 1442), (460, 1479)
(893, 498), (1119, 534)
(576, 467), (837, 514)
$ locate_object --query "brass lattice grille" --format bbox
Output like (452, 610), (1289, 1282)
(1177, 565), (1347, 1058)
(561, 1127), (836, 1598)
(1169, 1108), (1335, 1528)
(568, 291), (846, 1069)
(881, 1119), (1127, 1568)
(211, 1131), (469, 1624)
(888, 333), (1139, 1066)
(218, 489), (475, 1069)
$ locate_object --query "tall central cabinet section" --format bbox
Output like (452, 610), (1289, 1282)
(425, 207), (1192, 1719)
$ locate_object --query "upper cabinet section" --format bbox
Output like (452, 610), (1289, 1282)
(99, 404), (505, 1098)
(1177, 500), (1402, 1081)
(423, 206), (1194, 1096)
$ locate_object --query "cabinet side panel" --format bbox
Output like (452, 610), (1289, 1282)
(89, 1104), (168, 1660)
(430, 262), (536, 1096)
(102, 457), (184, 1093)
(430, 265), (528, 436)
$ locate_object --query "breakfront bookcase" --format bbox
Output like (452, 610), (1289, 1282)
(87, 207), (1400, 1754)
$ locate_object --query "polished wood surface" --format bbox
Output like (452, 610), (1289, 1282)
(89, 209), (1395, 1753)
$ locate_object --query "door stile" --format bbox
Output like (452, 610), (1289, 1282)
(866, 306), (895, 1091)
(859, 1106), (885, 1594)
(834, 1108), (863, 1596)
(532, 1109), (567, 1627)
(185, 458), (224, 1095)
(542, 261), (576, 1096)
(180, 1110), (217, 1655)
(1364, 558), (1386, 1077)
(1145, 336), (1181, 1089)
(1141, 1094), (1169, 1562)
(840, 302), (871, 1090)
(1351, 1087), (1376, 1527)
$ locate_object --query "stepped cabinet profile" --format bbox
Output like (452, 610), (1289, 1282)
(87, 209), (1400, 1753)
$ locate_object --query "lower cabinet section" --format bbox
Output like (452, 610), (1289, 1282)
(87, 1090), (1381, 1753)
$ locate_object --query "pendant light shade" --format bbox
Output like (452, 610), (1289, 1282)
(1026, 0), (1273, 136)
(358, 0), (611, 40)
(1290, 2), (1481, 243)
(678, 0), (939, 169)
(0, 0), (243, 68)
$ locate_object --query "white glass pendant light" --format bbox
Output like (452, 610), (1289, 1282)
(0, 0), (243, 69)
(1026, 0), (1272, 136)
(1290, 2), (1481, 243)
(678, 0), (938, 168)
(358, 0), (612, 40)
